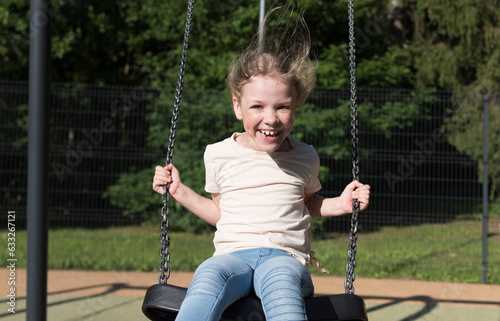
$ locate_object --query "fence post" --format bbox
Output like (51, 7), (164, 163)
(482, 92), (489, 284)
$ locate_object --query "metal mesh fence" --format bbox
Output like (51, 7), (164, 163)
(1, 80), (496, 281)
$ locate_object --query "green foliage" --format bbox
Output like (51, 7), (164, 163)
(403, 0), (500, 198)
(444, 93), (500, 198)
(12, 103), (28, 148)
(406, 0), (486, 88)
(0, 0), (29, 79)
(294, 101), (351, 159)
(316, 44), (351, 88)
(404, 0), (500, 91)
(1, 0), (415, 89)
(317, 44), (413, 88)
(103, 166), (158, 216)
(356, 46), (413, 87)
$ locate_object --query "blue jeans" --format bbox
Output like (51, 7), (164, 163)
(175, 248), (314, 321)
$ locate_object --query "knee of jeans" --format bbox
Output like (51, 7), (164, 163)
(188, 263), (236, 296)
(261, 266), (302, 290)
(258, 264), (314, 298)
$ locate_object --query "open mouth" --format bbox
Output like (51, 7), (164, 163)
(259, 130), (280, 138)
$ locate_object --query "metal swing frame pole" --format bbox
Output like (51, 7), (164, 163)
(27, 0), (51, 320)
(258, 0), (266, 52)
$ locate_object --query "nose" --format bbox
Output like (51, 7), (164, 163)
(263, 108), (279, 125)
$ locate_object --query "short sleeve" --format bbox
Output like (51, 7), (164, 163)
(204, 145), (220, 193)
(305, 147), (322, 194)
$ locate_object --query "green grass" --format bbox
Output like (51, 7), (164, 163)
(1, 219), (499, 284)
(312, 220), (500, 284)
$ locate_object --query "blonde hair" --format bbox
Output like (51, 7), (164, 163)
(227, 4), (317, 108)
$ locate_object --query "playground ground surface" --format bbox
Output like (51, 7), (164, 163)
(1, 268), (499, 321)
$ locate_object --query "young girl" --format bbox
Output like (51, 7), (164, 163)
(152, 7), (370, 321)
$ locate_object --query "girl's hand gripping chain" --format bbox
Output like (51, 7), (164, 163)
(339, 180), (370, 213)
(153, 164), (181, 196)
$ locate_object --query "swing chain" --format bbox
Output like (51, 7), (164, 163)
(345, 0), (360, 295)
(158, 0), (195, 285)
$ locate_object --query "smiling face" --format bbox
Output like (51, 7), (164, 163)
(232, 75), (297, 153)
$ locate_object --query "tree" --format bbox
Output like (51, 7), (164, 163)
(403, 0), (500, 198)
(0, 0), (30, 79)
(1, 0), (415, 88)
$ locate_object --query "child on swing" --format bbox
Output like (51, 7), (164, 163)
(152, 6), (370, 321)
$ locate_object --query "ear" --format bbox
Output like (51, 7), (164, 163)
(232, 96), (243, 120)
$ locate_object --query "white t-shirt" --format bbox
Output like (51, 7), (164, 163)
(204, 133), (322, 266)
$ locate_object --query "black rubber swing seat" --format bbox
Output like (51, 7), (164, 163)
(142, 283), (368, 321)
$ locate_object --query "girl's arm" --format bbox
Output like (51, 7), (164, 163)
(305, 180), (370, 218)
(153, 164), (221, 226)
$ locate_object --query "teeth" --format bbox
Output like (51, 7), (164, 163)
(262, 130), (277, 136)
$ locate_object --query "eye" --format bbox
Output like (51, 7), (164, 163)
(278, 105), (291, 110)
(251, 105), (263, 109)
